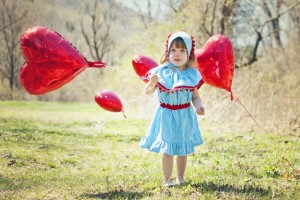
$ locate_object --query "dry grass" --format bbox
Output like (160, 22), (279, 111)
(194, 34), (299, 136)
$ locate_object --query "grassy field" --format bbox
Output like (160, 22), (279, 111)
(0, 101), (299, 199)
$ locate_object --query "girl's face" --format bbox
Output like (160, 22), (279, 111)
(168, 40), (188, 68)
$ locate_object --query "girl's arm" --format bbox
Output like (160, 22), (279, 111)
(145, 74), (158, 95)
(192, 88), (205, 115)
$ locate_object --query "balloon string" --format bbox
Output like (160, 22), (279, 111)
(104, 66), (258, 130)
(105, 66), (138, 77)
(104, 65), (145, 103)
(104, 66), (262, 131)
(234, 96), (264, 131)
(105, 65), (149, 81)
(122, 110), (127, 118)
(102, 65), (264, 131)
(104, 65), (156, 110)
(123, 94), (145, 106)
(122, 85), (158, 107)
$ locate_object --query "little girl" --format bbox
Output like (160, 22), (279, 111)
(139, 31), (205, 187)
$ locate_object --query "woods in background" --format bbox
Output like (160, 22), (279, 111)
(0, 0), (299, 134)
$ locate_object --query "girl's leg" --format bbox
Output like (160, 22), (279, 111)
(162, 153), (174, 181)
(176, 156), (187, 182)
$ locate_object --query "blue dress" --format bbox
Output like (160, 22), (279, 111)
(139, 62), (204, 156)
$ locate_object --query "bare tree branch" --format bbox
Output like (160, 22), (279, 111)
(80, 0), (116, 66)
(259, 1), (300, 31)
(242, 1), (300, 67)
(202, 4), (211, 36)
(210, 0), (218, 35)
(0, 0), (27, 91)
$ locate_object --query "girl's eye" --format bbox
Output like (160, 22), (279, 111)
(181, 49), (186, 52)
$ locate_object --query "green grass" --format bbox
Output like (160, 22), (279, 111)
(0, 101), (299, 199)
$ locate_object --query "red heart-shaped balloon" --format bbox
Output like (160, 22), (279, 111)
(196, 34), (234, 99)
(132, 55), (158, 83)
(95, 90), (123, 112)
(19, 26), (106, 95)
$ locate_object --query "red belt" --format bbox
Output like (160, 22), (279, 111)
(160, 102), (190, 110)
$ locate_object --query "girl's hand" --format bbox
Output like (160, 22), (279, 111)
(192, 88), (205, 115)
(196, 106), (205, 115)
(145, 74), (158, 95)
(149, 74), (158, 86)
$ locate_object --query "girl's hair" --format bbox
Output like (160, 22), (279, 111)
(160, 37), (195, 66)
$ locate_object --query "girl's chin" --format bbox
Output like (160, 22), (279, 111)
(171, 61), (183, 65)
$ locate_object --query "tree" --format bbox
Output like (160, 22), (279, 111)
(162, 0), (238, 46)
(132, 0), (163, 28)
(238, 0), (300, 66)
(80, 0), (117, 66)
(0, 0), (27, 93)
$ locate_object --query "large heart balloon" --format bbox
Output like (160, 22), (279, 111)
(196, 34), (234, 100)
(132, 55), (158, 83)
(19, 26), (106, 95)
(95, 90), (123, 112)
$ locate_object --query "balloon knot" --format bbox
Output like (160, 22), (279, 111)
(230, 92), (234, 101)
(122, 110), (127, 118)
(88, 61), (106, 68)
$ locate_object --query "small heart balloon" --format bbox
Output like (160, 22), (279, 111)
(95, 90), (125, 116)
(19, 26), (106, 95)
(132, 55), (158, 83)
(196, 34), (234, 100)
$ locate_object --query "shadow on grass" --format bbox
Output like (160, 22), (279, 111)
(82, 190), (146, 199)
(0, 175), (15, 190)
(191, 181), (271, 197)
